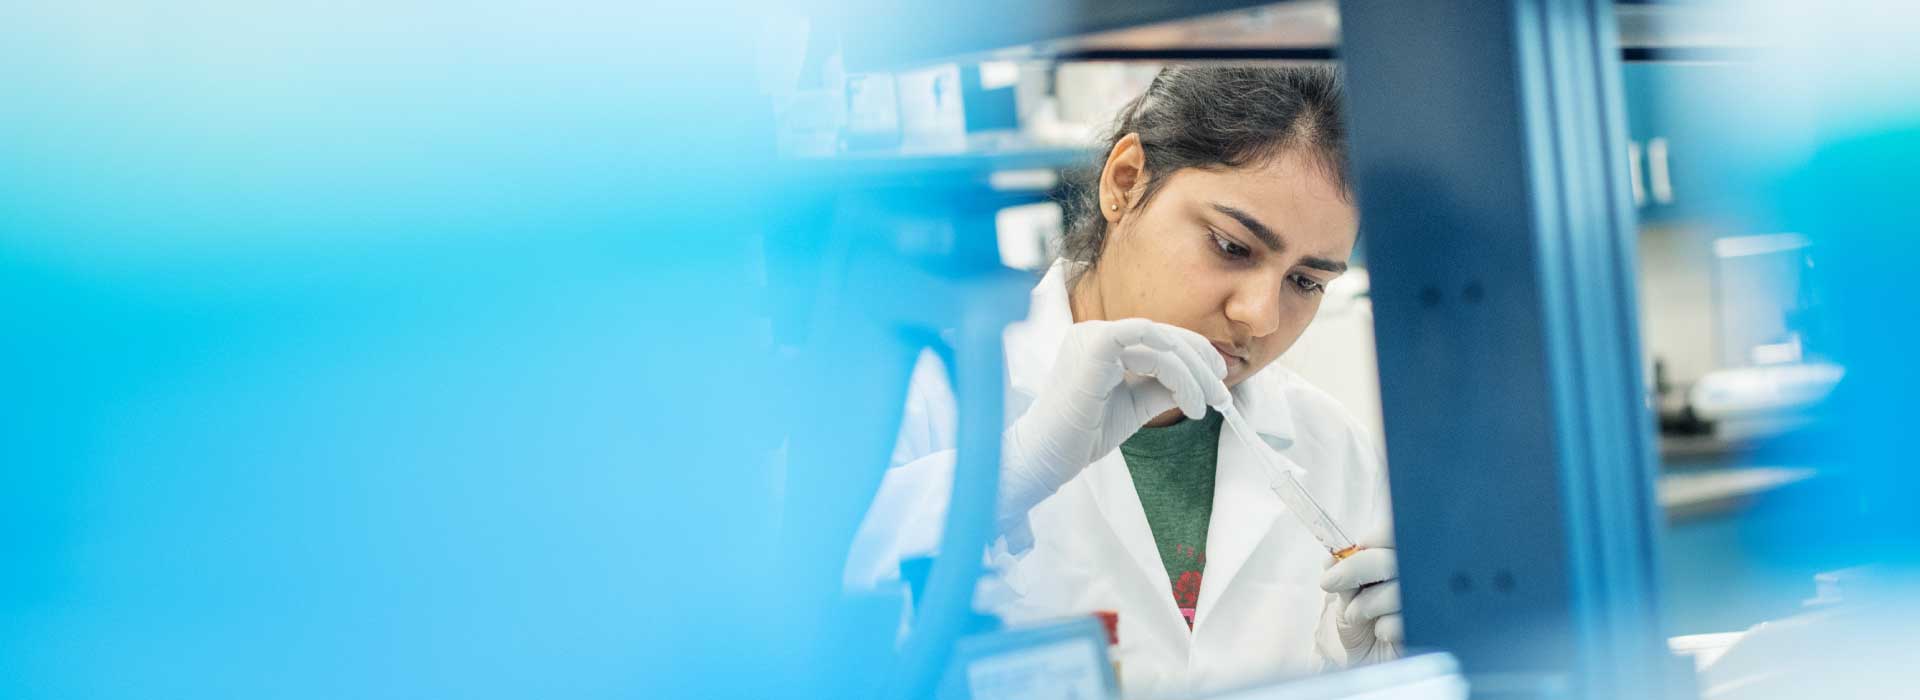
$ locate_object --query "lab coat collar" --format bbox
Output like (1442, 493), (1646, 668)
(1003, 262), (1074, 403)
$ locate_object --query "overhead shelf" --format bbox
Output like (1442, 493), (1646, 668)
(980, 0), (1339, 64)
(1615, 2), (1774, 62)
(838, 0), (1767, 69)
(782, 141), (1093, 187)
(832, 0), (1284, 70)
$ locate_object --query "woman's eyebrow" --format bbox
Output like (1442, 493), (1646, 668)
(1210, 203), (1283, 251)
(1301, 257), (1349, 274)
(1211, 202), (1349, 274)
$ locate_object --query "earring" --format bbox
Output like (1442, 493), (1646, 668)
(1109, 203), (1118, 211)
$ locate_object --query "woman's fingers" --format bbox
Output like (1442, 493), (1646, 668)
(1132, 323), (1230, 407)
(1149, 323), (1230, 384)
(1145, 326), (1229, 406)
(1320, 547), (1398, 592)
(1374, 613), (1405, 644)
(1344, 580), (1402, 627)
(1118, 346), (1209, 420)
(1099, 318), (1159, 355)
(1082, 318), (1232, 421)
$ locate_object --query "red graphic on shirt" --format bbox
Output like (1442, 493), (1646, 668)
(1173, 570), (1203, 627)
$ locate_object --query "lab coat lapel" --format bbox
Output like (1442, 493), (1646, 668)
(1192, 374), (1299, 631)
(1084, 452), (1192, 633)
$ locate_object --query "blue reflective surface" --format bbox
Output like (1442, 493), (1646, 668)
(1, 2), (778, 697)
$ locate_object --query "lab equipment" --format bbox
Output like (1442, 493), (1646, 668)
(1200, 652), (1467, 700)
(1688, 362), (1843, 432)
(1218, 402), (1361, 560)
(935, 616), (1117, 700)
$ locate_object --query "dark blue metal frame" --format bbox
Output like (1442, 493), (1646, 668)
(1340, 1), (1675, 697)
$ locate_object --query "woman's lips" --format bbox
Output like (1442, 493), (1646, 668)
(1210, 341), (1247, 369)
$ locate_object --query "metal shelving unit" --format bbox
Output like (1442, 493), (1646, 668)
(782, 1), (1761, 183)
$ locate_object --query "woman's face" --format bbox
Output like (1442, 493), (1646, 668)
(1077, 137), (1359, 388)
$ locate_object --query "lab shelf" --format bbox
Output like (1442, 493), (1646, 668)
(833, 0), (1290, 70)
(1659, 466), (1816, 522)
(781, 143), (1094, 188)
(835, 0), (1766, 71)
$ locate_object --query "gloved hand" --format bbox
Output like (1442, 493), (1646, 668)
(1320, 545), (1404, 665)
(999, 319), (1229, 537)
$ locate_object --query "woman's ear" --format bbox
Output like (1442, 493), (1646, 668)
(1100, 133), (1147, 224)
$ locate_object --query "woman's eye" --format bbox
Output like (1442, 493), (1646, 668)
(1211, 232), (1251, 259)
(1292, 275), (1325, 295)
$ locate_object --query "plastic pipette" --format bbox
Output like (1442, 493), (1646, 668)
(1216, 402), (1363, 560)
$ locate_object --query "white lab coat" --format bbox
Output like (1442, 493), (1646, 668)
(845, 262), (1393, 699)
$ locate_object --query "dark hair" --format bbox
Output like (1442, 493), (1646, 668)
(1057, 65), (1350, 270)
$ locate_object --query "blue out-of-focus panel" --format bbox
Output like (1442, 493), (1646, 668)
(1341, 1), (1670, 697)
(1340, 0), (1579, 681)
(1620, 62), (1809, 230)
(0, 2), (789, 698)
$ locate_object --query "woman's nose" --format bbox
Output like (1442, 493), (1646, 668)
(1224, 278), (1283, 338)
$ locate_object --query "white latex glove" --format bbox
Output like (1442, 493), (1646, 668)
(999, 319), (1229, 539)
(1320, 545), (1404, 665)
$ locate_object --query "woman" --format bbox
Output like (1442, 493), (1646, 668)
(848, 65), (1402, 697)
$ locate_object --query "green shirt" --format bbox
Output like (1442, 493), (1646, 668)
(1119, 409), (1222, 628)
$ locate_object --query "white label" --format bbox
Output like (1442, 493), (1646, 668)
(965, 638), (1105, 700)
